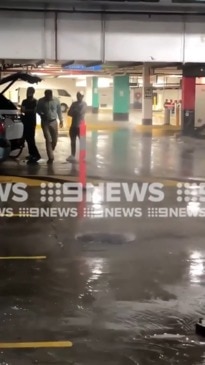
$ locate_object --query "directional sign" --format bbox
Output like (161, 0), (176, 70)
(63, 64), (102, 71)
(144, 86), (153, 98)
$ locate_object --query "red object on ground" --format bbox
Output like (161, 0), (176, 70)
(79, 121), (86, 189)
(78, 120), (87, 218)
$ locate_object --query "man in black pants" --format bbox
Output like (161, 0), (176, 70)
(21, 87), (41, 164)
(66, 92), (87, 162)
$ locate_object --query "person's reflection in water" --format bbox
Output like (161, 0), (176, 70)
(70, 162), (78, 175)
(26, 163), (41, 175)
(140, 132), (152, 176)
(180, 148), (194, 178)
(47, 163), (55, 175)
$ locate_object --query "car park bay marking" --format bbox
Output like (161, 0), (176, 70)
(0, 176), (47, 186)
(0, 175), (87, 186)
(0, 175), (100, 186)
(0, 175), (199, 188)
(0, 340), (73, 349)
(0, 256), (47, 260)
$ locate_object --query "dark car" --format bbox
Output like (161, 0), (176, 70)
(0, 72), (41, 162)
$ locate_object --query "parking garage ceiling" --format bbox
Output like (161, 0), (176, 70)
(0, 1), (203, 74)
(1, 0), (205, 13)
(0, 61), (182, 79)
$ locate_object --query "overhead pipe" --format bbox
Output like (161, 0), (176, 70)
(62, 61), (75, 68)
(2, 69), (103, 76)
(36, 59), (45, 67)
(85, 61), (103, 67)
(54, 11), (58, 63)
(0, 7), (205, 15)
(182, 13), (186, 65)
(101, 12), (105, 64)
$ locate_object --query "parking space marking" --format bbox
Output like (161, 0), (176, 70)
(0, 256), (47, 260)
(0, 176), (47, 186)
(0, 341), (73, 348)
(0, 174), (203, 188)
(37, 176), (182, 187)
(0, 175), (96, 186)
(0, 177), (185, 188)
(37, 124), (118, 131)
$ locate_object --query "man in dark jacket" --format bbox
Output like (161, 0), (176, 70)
(66, 91), (87, 162)
(21, 87), (41, 164)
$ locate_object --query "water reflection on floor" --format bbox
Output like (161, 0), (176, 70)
(1, 128), (205, 181)
(1, 127), (205, 363)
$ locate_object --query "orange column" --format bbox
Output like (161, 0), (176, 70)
(182, 77), (196, 135)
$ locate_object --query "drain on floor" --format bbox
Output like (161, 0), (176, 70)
(75, 232), (135, 244)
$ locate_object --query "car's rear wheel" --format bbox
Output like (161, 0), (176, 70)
(9, 139), (24, 159)
(0, 138), (11, 162)
(61, 103), (68, 113)
(9, 146), (24, 159)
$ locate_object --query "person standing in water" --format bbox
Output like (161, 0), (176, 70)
(21, 87), (41, 164)
(66, 91), (87, 162)
(37, 90), (63, 164)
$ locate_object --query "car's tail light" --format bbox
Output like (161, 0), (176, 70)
(0, 120), (5, 135)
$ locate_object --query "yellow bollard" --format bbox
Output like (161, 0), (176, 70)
(176, 105), (180, 127)
(66, 116), (72, 130)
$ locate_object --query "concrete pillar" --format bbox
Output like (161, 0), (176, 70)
(92, 76), (99, 113)
(182, 77), (196, 135)
(142, 64), (153, 125)
(113, 75), (130, 121)
(85, 77), (92, 112)
(85, 77), (99, 113)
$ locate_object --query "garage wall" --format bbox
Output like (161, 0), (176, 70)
(184, 16), (205, 63)
(57, 13), (102, 61)
(104, 15), (184, 62)
(0, 11), (55, 59)
(0, 11), (205, 62)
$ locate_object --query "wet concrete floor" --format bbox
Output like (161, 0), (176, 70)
(1, 129), (205, 364)
(0, 184), (205, 364)
(0, 128), (204, 181)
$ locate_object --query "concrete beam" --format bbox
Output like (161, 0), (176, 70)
(0, 11), (204, 63)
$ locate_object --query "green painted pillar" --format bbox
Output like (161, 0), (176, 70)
(92, 77), (99, 113)
(113, 75), (130, 121)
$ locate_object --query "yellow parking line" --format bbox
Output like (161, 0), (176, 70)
(0, 174), (199, 188)
(52, 175), (103, 185)
(0, 176), (46, 186)
(0, 256), (46, 260)
(135, 125), (180, 131)
(0, 175), (99, 186)
(51, 176), (185, 187)
(0, 341), (72, 349)
(10, 213), (33, 217)
(0, 175), (103, 186)
(1, 214), (22, 217)
(37, 124), (118, 131)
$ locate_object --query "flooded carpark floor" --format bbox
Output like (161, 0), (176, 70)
(1, 182), (205, 364)
(1, 130), (205, 363)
